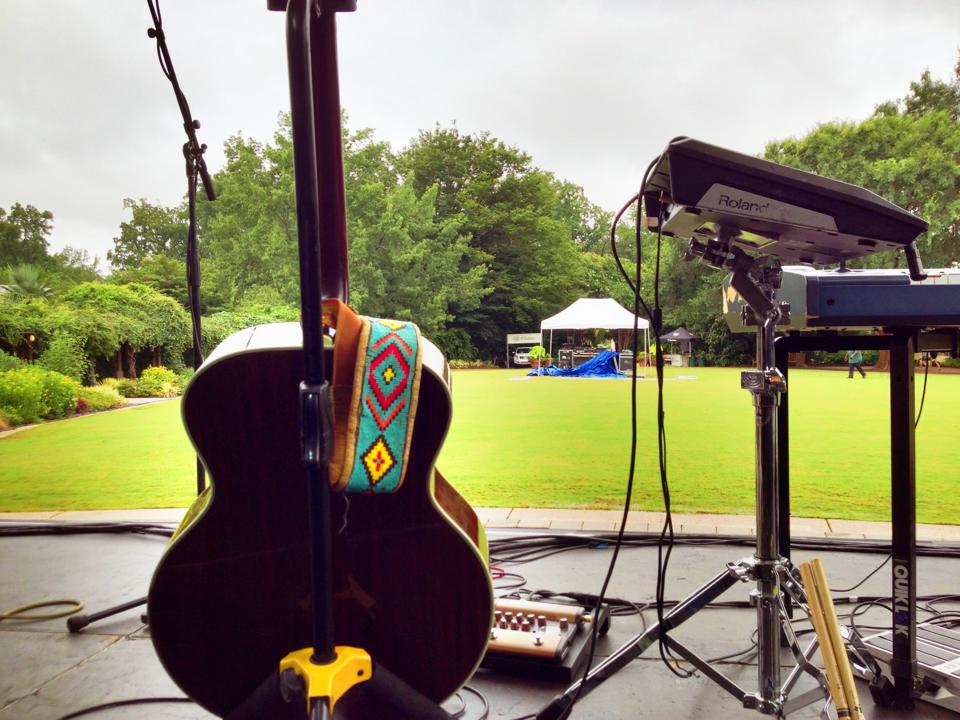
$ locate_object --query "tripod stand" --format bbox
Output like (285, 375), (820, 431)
(538, 232), (830, 720)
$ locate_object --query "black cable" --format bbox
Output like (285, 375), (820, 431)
(651, 222), (690, 677)
(559, 164), (664, 716)
(0, 521), (174, 539)
(830, 553), (891, 593)
(460, 685), (490, 720)
(56, 697), (193, 720)
(445, 689), (467, 718)
(486, 530), (960, 561)
(915, 354), (930, 429)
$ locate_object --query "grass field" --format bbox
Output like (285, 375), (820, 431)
(1, 367), (958, 523)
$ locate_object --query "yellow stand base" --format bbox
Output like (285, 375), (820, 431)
(280, 646), (372, 714)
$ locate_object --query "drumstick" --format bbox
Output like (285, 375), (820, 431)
(811, 558), (864, 720)
(799, 562), (851, 719)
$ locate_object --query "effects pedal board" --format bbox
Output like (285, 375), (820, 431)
(481, 598), (611, 682)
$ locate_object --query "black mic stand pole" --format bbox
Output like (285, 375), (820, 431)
(145, 0), (216, 496)
(69, 0), (217, 634)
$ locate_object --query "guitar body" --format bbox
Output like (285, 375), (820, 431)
(148, 323), (493, 717)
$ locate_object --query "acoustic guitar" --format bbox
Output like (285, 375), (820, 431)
(148, 322), (493, 716)
(147, 4), (492, 716)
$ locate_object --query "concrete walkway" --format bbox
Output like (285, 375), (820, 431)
(0, 397), (173, 439)
(2, 506), (958, 542)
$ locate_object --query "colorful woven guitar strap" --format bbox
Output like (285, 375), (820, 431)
(330, 310), (423, 494)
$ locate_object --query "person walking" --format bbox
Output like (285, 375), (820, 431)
(846, 349), (866, 378)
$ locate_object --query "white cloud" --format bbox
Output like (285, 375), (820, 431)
(1, 0), (957, 264)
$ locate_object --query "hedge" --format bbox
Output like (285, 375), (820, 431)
(0, 366), (81, 426)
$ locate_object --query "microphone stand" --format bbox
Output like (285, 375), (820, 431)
(146, 0), (216, 496)
(69, 0), (216, 634)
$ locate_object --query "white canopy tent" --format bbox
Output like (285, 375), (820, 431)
(540, 298), (651, 373)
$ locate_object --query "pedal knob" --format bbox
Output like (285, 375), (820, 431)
(499, 620), (508, 629)
(510, 621), (519, 631)
(521, 620), (531, 632)
(559, 617), (569, 631)
(537, 615), (547, 628)
(504, 612), (514, 623)
(494, 610), (502, 623)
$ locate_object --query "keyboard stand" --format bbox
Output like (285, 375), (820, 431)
(775, 329), (958, 709)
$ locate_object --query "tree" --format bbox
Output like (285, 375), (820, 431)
(199, 126), (299, 305)
(765, 111), (960, 267)
(109, 254), (189, 308)
(348, 182), (489, 340)
(876, 52), (960, 121)
(60, 282), (190, 377)
(765, 58), (960, 268)
(47, 246), (101, 292)
(398, 126), (584, 360)
(553, 180), (613, 254)
(0, 264), (52, 299)
(108, 198), (187, 270)
(0, 203), (54, 267)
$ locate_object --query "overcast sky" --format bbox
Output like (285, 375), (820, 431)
(2, 1), (958, 267)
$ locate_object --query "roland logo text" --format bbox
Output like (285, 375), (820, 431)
(718, 194), (770, 215)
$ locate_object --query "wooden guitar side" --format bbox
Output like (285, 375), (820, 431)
(148, 331), (492, 717)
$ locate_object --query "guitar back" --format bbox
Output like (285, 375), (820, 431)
(148, 325), (492, 716)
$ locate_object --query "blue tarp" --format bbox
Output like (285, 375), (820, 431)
(526, 350), (626, 379)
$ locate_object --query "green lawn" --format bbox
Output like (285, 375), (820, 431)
(1, 367), (958, 524)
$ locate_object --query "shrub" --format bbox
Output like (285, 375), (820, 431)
(78, 384), (125, 412)
(103, 377), (140, 397)
(179, 367), (195, 386)
(0, 368), (44, 425)
(137, 365), (183, 398)
(37, 332), (88, 383)
(75, 397), (89, 414)
(36, 369), (81, 419)
(0, 366), (80, 425)
(449, 359), (496, 369)
(0, 351), (23, 371)
(0, 412), (8, 431)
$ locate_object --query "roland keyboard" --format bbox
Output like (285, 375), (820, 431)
(724, 265), (960, 333)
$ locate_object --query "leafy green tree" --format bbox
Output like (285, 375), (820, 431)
(553, 180), (613, 254)
(766, 112), (960, 267)
(46, 246), (101, 292)
(59, 282), (190, 376)
(1, 264), (52, 299)
(108, 198), (187, 270)
(200, 126), (299, 305)
(876, 53), (960, 120)
(398, 126), (583, 360)
(0, 203), (54, 267)
(575, 251), (635, 309)
(766, 58), (960, 268)
(109, 254), (189, 308)
(349, 182), (489, 340)
(37, 332), (89, 383)
(195, 117), (491, 357)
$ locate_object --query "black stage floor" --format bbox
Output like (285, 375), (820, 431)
(1, 525), (958, 719)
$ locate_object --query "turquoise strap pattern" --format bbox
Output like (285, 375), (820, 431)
(345, 317), (422, 493)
